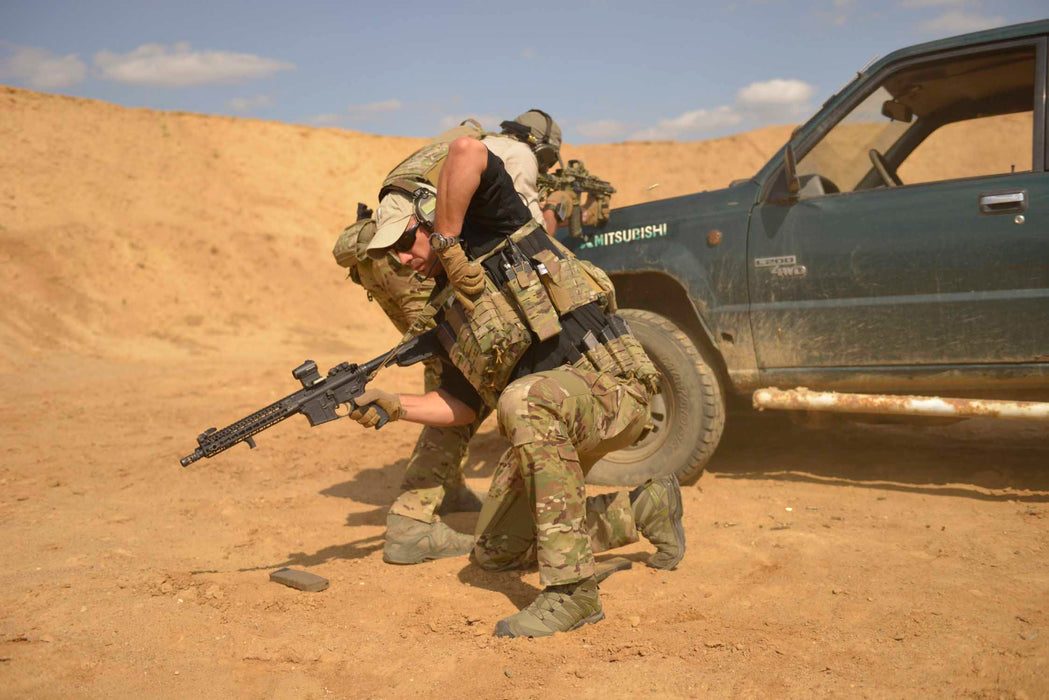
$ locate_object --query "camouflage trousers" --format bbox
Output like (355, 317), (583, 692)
(389, 362), (484, 524)
(472, 364), (651, 586)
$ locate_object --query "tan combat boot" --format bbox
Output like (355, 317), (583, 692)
(629, 473), (686, 569)
(382, 513), (475, 565)
(493, 576), (604, 638)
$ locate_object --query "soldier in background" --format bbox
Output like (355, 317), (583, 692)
(333, 111), (567, 564)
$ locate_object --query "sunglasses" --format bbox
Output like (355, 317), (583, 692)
(390, 187), (437, 254)
(392, 218), (426, 254)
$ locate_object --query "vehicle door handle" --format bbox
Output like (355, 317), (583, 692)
(979, 190), (1026, 215)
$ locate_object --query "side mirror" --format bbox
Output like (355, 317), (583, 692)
(881, 100), (913, 123)
(784, 143), (801, 197)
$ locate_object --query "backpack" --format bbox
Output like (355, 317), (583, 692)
(332, 218), (378, 284)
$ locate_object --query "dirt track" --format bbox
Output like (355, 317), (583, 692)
(1, 86), (1047, 697)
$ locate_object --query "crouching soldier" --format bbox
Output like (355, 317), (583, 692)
(333, 112), (566, 563)
(348, 135), (686, 637)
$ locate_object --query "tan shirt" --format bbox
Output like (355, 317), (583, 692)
(481, 134), (544, 221)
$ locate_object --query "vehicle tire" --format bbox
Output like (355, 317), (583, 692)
(586, 309), (726, 487)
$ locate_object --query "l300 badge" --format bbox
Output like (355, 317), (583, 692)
(755, 255), (807, 278)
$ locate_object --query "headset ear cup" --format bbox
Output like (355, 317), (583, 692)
(412, 187), (437, 228)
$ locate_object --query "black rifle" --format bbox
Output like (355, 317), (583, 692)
(356, 202), (373, 221)
(537, 159), (616, 239)
(179, 329), (439, 467)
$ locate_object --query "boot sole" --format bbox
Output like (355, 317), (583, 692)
(646, 475), (685, 570)
(382, 549), (428, 565)
(382, 543), (473, 565)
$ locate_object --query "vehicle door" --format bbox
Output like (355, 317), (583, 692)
(747, 38), (1048, 372)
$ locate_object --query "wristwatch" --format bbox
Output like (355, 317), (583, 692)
(429, 232), (461, 252)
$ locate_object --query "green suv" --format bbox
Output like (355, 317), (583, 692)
(575, 20), (1049, 486)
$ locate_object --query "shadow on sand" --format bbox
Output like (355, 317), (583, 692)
(708, 410), (1049, 502)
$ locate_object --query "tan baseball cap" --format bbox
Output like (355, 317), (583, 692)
(366, 192), (414, 258)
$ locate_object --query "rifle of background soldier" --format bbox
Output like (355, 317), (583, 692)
(179, 329), (439, 467)
(537, 159), (616, 239)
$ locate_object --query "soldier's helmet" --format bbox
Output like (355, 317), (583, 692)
(501, 109), (562, 171)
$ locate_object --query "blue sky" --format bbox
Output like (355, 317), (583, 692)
(1, 1), (1045, 143)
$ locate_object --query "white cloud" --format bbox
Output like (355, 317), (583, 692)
(625, 77), (815, 142)
(631, 105), (742, 140)
(346, 99), (403, 119)
(737, 79), (815, 106)
(918, 11), (1006, 34)
(93, 42), (294, 86)
(576, 119), (630, 141)
(227, 94), (274, 112)
(0, 43), (86, 88)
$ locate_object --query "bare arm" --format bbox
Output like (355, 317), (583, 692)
(433, 137), (489, 237)
(399, 389), (477, 427)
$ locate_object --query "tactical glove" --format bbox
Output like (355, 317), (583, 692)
(436, 244), (486, 297)
(349, 388), (403, 429)
(582, 195), (611, 227)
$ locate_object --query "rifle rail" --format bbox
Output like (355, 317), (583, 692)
(180, 399), (294, 467)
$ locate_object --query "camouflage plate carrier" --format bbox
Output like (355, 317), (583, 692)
(431, 219), (658, 408)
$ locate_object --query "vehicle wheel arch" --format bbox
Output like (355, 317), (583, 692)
(608, 270), (729, 384)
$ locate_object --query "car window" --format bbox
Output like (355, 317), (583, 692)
(795, 45), (1036, 198)
(898, 112), (1033, 184)
(796, 87), (911, 195)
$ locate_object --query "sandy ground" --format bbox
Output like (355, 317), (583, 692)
(1, 86), (1047, 698)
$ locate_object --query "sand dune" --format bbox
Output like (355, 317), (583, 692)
(5, 85), (1027, 370)
(0, 86), (795, 370)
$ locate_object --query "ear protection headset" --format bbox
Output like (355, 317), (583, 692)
(500, 109), (561, 171)
(412, 186), (437, 229)
(528, 109), (560, 171)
